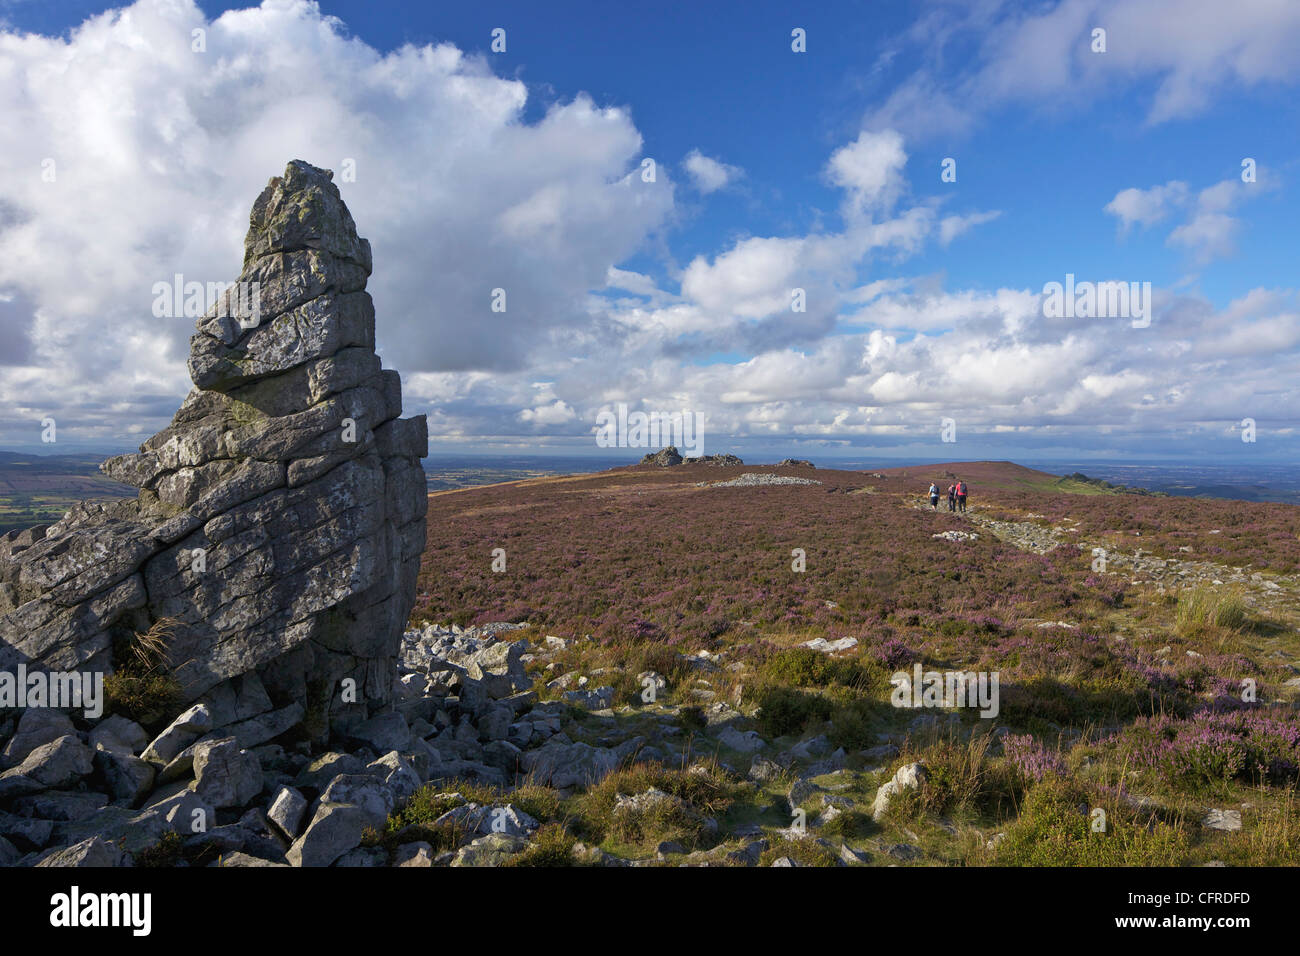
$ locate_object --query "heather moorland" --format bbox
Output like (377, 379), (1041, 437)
(402, 459), (1300, 867)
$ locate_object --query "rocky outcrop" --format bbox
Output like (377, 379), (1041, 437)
(640, 446), (684, 467)
(0, 160), (428, 742)
(638, 447), (743, 468)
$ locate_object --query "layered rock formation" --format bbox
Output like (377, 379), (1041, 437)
(0, 160), (427, 743)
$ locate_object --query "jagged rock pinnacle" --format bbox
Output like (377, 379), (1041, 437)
(0, 161), (428, 744)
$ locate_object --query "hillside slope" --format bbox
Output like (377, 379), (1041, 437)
(402, 460), (1300, 867)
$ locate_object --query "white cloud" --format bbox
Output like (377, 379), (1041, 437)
(0, 0), (673, 446)
(1107, 175), (1267, 265)
(825, 130), (907, 217)
(1104, 181), (1189, 231)
(519, 400), (577, 425)
(865, 0), (1300, 138)
(938, 210), (1001, 245)
(682, 149), (741, 194)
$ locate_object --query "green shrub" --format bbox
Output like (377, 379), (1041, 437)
(502, 823), (578, 866)
(755, 686), (833, 738)
(758, 837), (841, 867)
(992, 777), (1188, 866)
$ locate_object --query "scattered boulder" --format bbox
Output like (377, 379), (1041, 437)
(1, 710), (75, 769)
(288, 802), (372, 868)
(0, 734), (94, 799)
(90, 715), (149, 757)
(564, 686), (615, 711)
(142, 704), (213, 766)
(267, 786), (309, 839)
(451, 833), (526, 867)
(394, 841), (435, 867)
(872, 762), (927, 822)
(1202, 808), (1243, 832)
(192, 736), (264, 809)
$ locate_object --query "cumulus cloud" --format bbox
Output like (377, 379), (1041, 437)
(0, 0), (672, 446)
(825, 130), (908, 217)
(1107, 175), (1265, 265)
(682, 149), (741, 194)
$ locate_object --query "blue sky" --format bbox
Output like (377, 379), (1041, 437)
(0, 0), (1297, 462)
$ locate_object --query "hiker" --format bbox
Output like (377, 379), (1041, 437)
(928, 482), (940, 509)
(956, 479), (968, 513)
(947, 484), (957, 511)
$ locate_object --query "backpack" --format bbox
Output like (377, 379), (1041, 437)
(958, 482), (966, 495)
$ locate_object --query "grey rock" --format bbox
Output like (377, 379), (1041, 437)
(872, 762), (927, 822)
(839, 843), (871, 864)
(267, 786), (308, 839)
(366, 751), (421, 803)
(216, 851), (289, 867)
(886, 842), (923, 861)
(450, 832), (526, 867)
(89, 715), (149, 757)
(345, 712), (411, 754)
(142, 704), (213, 765)
(564, 686), (616, 711)
(1, 709), (75, 769)
(520, 739), (622, 789)
(11, 790), (108, 822)
(192, 736), (263, 809)
(394, 841), (435, 867)
(145, 786), (215, 836)
(318, 774), (395, 830)
(0, 734), (94, 799)
(287, 801), (371, 867)
(0, 161), (428, 743)
(94, 748), (155, 806)
(1202, 808), (1243, 832)
(295, 751), (364, 790)
(335, 846), (387, 867)
(0, 810), (54, 850)
(220, 702), (305, 750)
(36, 835), (129, 867)
(717, 725), (765, 753)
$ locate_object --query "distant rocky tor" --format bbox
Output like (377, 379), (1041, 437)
(638, 446), (743, 467)
(0, 160), (428, 744)
(636, 447), (816, 469)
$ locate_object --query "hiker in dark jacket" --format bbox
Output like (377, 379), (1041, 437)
(947, 484), (957, 511)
